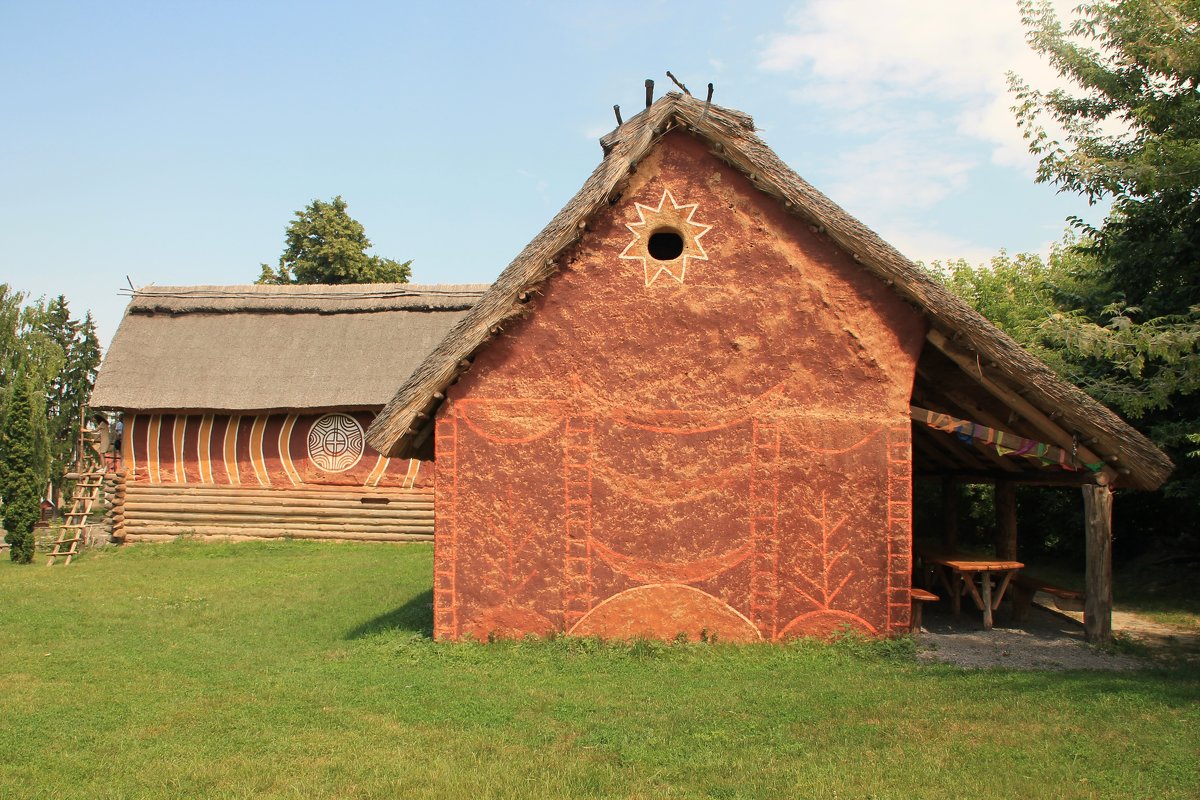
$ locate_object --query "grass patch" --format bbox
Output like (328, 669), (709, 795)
(2, 540), (1197, 799)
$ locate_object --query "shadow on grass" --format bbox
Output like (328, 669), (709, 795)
(345, 589), (434, 639)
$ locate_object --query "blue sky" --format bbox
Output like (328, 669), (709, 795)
(1, 0), (1096, 349)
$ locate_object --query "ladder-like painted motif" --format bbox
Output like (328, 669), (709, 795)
(886, 424), (913, 633)
(433, 414), (460, 638)
(561, 414), (595, 629)
(749, 419), (781, 639)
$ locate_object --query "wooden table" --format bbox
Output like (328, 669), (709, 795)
(919, 550), (1023, 630)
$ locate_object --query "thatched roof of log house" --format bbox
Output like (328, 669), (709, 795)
(91, 283), (488, 414)
(366, 92), (1172, 492)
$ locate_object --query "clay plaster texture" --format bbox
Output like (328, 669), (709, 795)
(434, 132), (927, 641)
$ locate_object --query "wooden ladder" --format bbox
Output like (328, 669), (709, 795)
(46, 468), (106, 566)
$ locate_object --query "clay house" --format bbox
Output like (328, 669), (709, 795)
(90, 283), (486, 544)
(366, 92), (1171, 643)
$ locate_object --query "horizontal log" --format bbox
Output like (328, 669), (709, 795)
(125, 484), (431, 499)
(120, 503), (432, 522)
(122, 517), (433, 533)
(122, 495), (432, 511)
(121, 528), (434, 543)
(122, 514), (434, 529)
(121, 503), (433, 516)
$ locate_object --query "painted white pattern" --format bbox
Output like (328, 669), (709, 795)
(308, 413), (365, 473)
(224, 415), (241, 485)
(278, 414), (304, 486)
(198, 414), (214, 483)
(619, 188), (712, 287)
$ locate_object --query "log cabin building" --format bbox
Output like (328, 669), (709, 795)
(366, 92), (1172, 643)
(90, 283), (486, 544)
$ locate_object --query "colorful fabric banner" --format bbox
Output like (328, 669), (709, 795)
(910, 406), (1104, 473)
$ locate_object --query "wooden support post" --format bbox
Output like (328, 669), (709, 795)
(941, 477), (959, 550)
(981, 574), (994, 630)
(1082, 485), (1114, 644)
(995, 482), (1018, 561)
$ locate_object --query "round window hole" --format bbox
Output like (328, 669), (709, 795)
(647, 229), (685, 261)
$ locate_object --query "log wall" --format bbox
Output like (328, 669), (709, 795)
(117, 483), (434, 544)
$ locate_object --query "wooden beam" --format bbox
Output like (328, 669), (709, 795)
(910, 398), (1023, 474)
(915, 470), (1103, 487)
(995, 482), (1018, 561)
(1082, 485), (1114, 644)
(925, 329), (1117, 485)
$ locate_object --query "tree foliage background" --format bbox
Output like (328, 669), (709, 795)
(0, 284), (102, 557)
(257, 196), (412, 285)
(924, 0), (1199, 559)
(1, 366), (40, 562)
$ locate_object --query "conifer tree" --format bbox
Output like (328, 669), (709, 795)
(2, 367), (41, 563)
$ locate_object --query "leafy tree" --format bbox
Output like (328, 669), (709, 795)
(929, 250), (1061, 350)
(2, 366), (41, 563)
(257, 196), (412, 285)
(1008, 0), (1200, 403)
(1008, 0), (1200, 535)
(0, 288), (101, 509)
(0, 286), (21, 368)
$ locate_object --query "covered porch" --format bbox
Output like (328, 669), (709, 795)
(905, 328), (1167, 643)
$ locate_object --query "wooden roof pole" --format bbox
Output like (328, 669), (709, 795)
(908, 401), (1025, 475)
(926, 329), (1117, 486)
(1082, 484), (1114, 643)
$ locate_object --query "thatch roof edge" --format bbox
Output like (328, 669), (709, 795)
(365, 93), (1172, 491)
(91, 283), (486, 413)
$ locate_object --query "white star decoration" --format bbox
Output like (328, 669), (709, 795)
(619, 189), (712, 287)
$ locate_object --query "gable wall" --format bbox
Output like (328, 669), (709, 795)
(435, 131), (928, 640)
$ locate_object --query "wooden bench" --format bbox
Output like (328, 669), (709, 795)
(911, 588), (939, 632)
(1010, 575), (1085, 622)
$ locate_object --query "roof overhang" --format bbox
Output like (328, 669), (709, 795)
(365, 93), (1172, 491)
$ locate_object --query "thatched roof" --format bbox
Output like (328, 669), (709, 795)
(365, 92), (1172, 491)
(91, 283), (487, 413)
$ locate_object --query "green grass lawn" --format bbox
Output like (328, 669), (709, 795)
(1, 541), (1197, 799)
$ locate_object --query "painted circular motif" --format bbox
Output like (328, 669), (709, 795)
(307, 413), (364, 473)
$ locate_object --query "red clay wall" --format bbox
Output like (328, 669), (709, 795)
(124, 410), (429, 489)
(435, 131), (927, 641)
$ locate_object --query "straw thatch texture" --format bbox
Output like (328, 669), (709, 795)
(91, 284), (487, 412)
(365, 93), (1171, 491)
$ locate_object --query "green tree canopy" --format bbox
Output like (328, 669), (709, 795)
(0, 286), (101, 505)
(998, 0), (1200, 538)
(2, 365), (40, 563)
(257, 196), (412, 285)
(1010, 0), (1200, 318)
